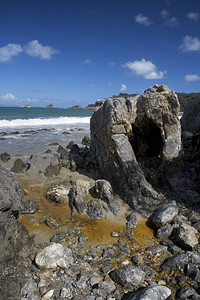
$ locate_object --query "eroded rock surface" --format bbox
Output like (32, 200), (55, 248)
(91, 85), (181, 212)
(0, 164), (35, 300)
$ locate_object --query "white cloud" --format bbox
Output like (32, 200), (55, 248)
(123, 58), (166, 79)
(0, 44), (23, 62)
(187, 12), (199, 22)
(0, 93), (18, 101)
(24, 40), (60, 60)
(83, 58), (93, 65)
(161, 10), (169, 19)
(180, 35), (200, 52)
(184, 74), (200, 82)
(161, 10), (178, 27)
(120, 84), (127, 92)
(135, 13), (152, 26)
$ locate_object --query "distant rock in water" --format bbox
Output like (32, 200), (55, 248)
(46, 104), (54, 108)
(90, 84), (181, 213)
(21, 104), (31, 108)
(69, 105), (83, 109)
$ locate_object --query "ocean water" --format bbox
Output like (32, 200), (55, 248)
(0, 107), (93, 156)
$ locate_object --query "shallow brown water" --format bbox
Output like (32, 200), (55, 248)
(18, 172), (156, 249)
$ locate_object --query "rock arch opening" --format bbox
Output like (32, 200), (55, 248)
(129, 118), (164, 161)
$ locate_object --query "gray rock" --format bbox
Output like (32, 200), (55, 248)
(193, 220), (200, 232)
(94, 179), (120, 215)
(87, 198), (105, 219)
(68, 186), (87, 214)
(44, 217), (59, 229)
(82, 135), (91, 146)
(44, 154), (61, 177)
(21, 279), (38, 297)
(0, 163), (23, 213)
(176, 287), (198, 299)
(181, 96), (200, 134)
(93, 281), (115, 297)
(35, 242), (74, 269)
(11, 158), (26, 173)
(149, 201), (179, 228)
(46, 183), (70, 203)
(21, 199), (39, 214)
(126, 212), (137, 229)
(0, 152), (10, 162)
(126, 285), (171, 300)
(70, 143), (80, 154)
(90, 86), (181, 212)
(57, 145), (69, 159)
(156, 223), (175, 239)
(44, 163), (61, 177)
(161, 251), (200, 272)
(146, 244), (168, 255)
(172, 222), (198, 250)
(188, 211), (200, 223)
(50, 232), (67, 243)
(0, 164), (35, 300)
(131, 253), (143, 265)
(168, 245), (182, 255)
(109, 265), (145, 288)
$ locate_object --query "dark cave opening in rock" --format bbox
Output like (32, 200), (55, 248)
(129, 118), (164, 161)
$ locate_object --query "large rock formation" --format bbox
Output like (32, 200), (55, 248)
(90, 85), (181, 212)
(181, 96), (200, 134)
(0, 164), (35, 300)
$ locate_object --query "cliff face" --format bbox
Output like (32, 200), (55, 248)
(90, 85), (181, 212)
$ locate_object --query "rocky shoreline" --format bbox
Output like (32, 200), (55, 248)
(1, 85), (200, 300)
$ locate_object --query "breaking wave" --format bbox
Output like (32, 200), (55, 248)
(0, 116), (91, 128)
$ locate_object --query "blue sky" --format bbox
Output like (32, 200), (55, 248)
(0, 0), (200, 107)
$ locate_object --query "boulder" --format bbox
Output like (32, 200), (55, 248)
(46, 183), (71, 203)
(11, 158), (26, 173)
(126, 211), (137, 229)
(87, 199), (106, 219)
(82, 135), (91, 146)
(57, 145), (69, 159)
(44, 163), (61, 177)
(0, 152), (10, 162)
(0, 163), (23, 213)
(92, 281), (115, 297)
(94, 179), (120, 215)
(172, 222), (198, 250)
(161, 251), (200, 272)
(126, 285), (171, 300)
(149, 201), (179, 228)
(109, 265), (145, 288)
(35, 243), (73, 269)
(176, 287), (199, 300)
(156, 223), (175, 239)
(68, 186), (87, 214)
(44, 154), (61, 177)
(90, 85), (181, 212)
(0, 164), (35, 299)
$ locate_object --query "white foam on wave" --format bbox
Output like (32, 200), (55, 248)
(0, 116), (91, 128)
